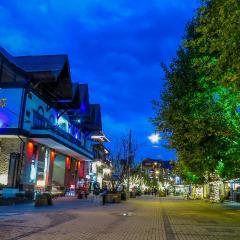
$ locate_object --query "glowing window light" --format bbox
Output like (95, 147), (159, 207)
(0, 174), (8, 185)
(44, 149), (50, 183)
(30, 164), (36, 182)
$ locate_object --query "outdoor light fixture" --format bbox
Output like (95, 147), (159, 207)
(36, 180), (45, 187)
(91, 133), (110, 142)
(148, 133), (161, 144)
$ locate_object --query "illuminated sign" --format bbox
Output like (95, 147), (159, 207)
(0, 98), (7, 108)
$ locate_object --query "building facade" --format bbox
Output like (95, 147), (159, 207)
(90, 134), (112, 189)
(0, 47), (109, 196)
(141, 158), (182, 192)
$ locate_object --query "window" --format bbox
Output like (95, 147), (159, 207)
(49, 115), (55, 124)
(32, 107), (45, 129)
(37, 106), (44, 116)
(26, 110), (31, 118)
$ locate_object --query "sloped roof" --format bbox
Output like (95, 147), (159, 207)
(0, 46), (26, 75)
(14, 54), (68, 73)
(67, 83), (90, 119)
(0, 46), (69, 79)
(79, 104), (102, 131)
(0, 46), (72, 100)
(89, 104), (102, 131)
(0, 46), (15, 62)
(79, 84), (90, 114)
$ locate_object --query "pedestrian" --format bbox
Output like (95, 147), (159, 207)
(93, 182), (100, 204)
(154, 188), (158, 197)
(102, 185), (108, 205)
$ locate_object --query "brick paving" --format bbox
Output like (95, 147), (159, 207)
(0, 196), (240, 240)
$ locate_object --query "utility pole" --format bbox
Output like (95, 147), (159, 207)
(126, 129), (132, 195)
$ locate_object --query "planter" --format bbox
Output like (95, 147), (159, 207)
(35, 196), (48, 207)
(77, 192), (84, 199)
(135, 191), (142, 196)
(106, 193), (121, 203)
(159, 191), (166, 197)
(130, 192), (136, 198)
(121, 192), (127, 201)
(43, 193), (53, 205)
(35, 193), (52, 207)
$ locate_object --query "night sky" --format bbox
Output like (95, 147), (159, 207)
(0, 0), (199, 162)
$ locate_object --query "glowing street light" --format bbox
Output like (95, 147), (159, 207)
(148, 133), (161, 144)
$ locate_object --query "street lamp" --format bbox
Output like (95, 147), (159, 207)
(148, 133), (161, 144)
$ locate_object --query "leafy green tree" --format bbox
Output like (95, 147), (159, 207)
(153, 0), (240, 181)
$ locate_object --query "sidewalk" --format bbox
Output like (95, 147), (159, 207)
(1, 196), (240, 240)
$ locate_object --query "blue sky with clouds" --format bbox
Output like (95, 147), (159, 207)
(0, 0), (199, 161)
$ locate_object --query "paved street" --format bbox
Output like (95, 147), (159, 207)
(0, 196), (240, 240)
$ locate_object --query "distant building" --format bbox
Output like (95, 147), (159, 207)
(141, 158), (181, 185)
(91, 132), (112, 188)
(0, 47), (110, 196)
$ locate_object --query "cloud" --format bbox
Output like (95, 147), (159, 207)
(0, 0), (199, 161)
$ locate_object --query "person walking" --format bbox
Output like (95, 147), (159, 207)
(102, 185), (108, 205)
(93, 182), (100, 204)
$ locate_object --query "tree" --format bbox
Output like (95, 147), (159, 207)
(152, 0), (240, 185)
(109, 131), (138, 192)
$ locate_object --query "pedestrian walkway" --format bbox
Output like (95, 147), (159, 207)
(0, 196), (240, 240)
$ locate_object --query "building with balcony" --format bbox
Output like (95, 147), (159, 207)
(90, 133), (112, 188)
(0, 46), (108, 196)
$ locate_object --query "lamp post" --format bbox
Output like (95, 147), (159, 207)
(126, 130), (132, 196)
(125, 131), (161, 195)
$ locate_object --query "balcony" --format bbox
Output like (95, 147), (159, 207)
(32, 111), (82, 145)
(30, 111), (93, 159)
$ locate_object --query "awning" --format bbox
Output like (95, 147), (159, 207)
(30, 136), (93, 161)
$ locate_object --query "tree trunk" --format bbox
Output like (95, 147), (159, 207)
(209, 174), (220, 203)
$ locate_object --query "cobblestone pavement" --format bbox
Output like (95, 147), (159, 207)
(0, 196), (240, 240)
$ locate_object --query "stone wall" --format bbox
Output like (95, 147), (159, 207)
(0, 138), (22, 185)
